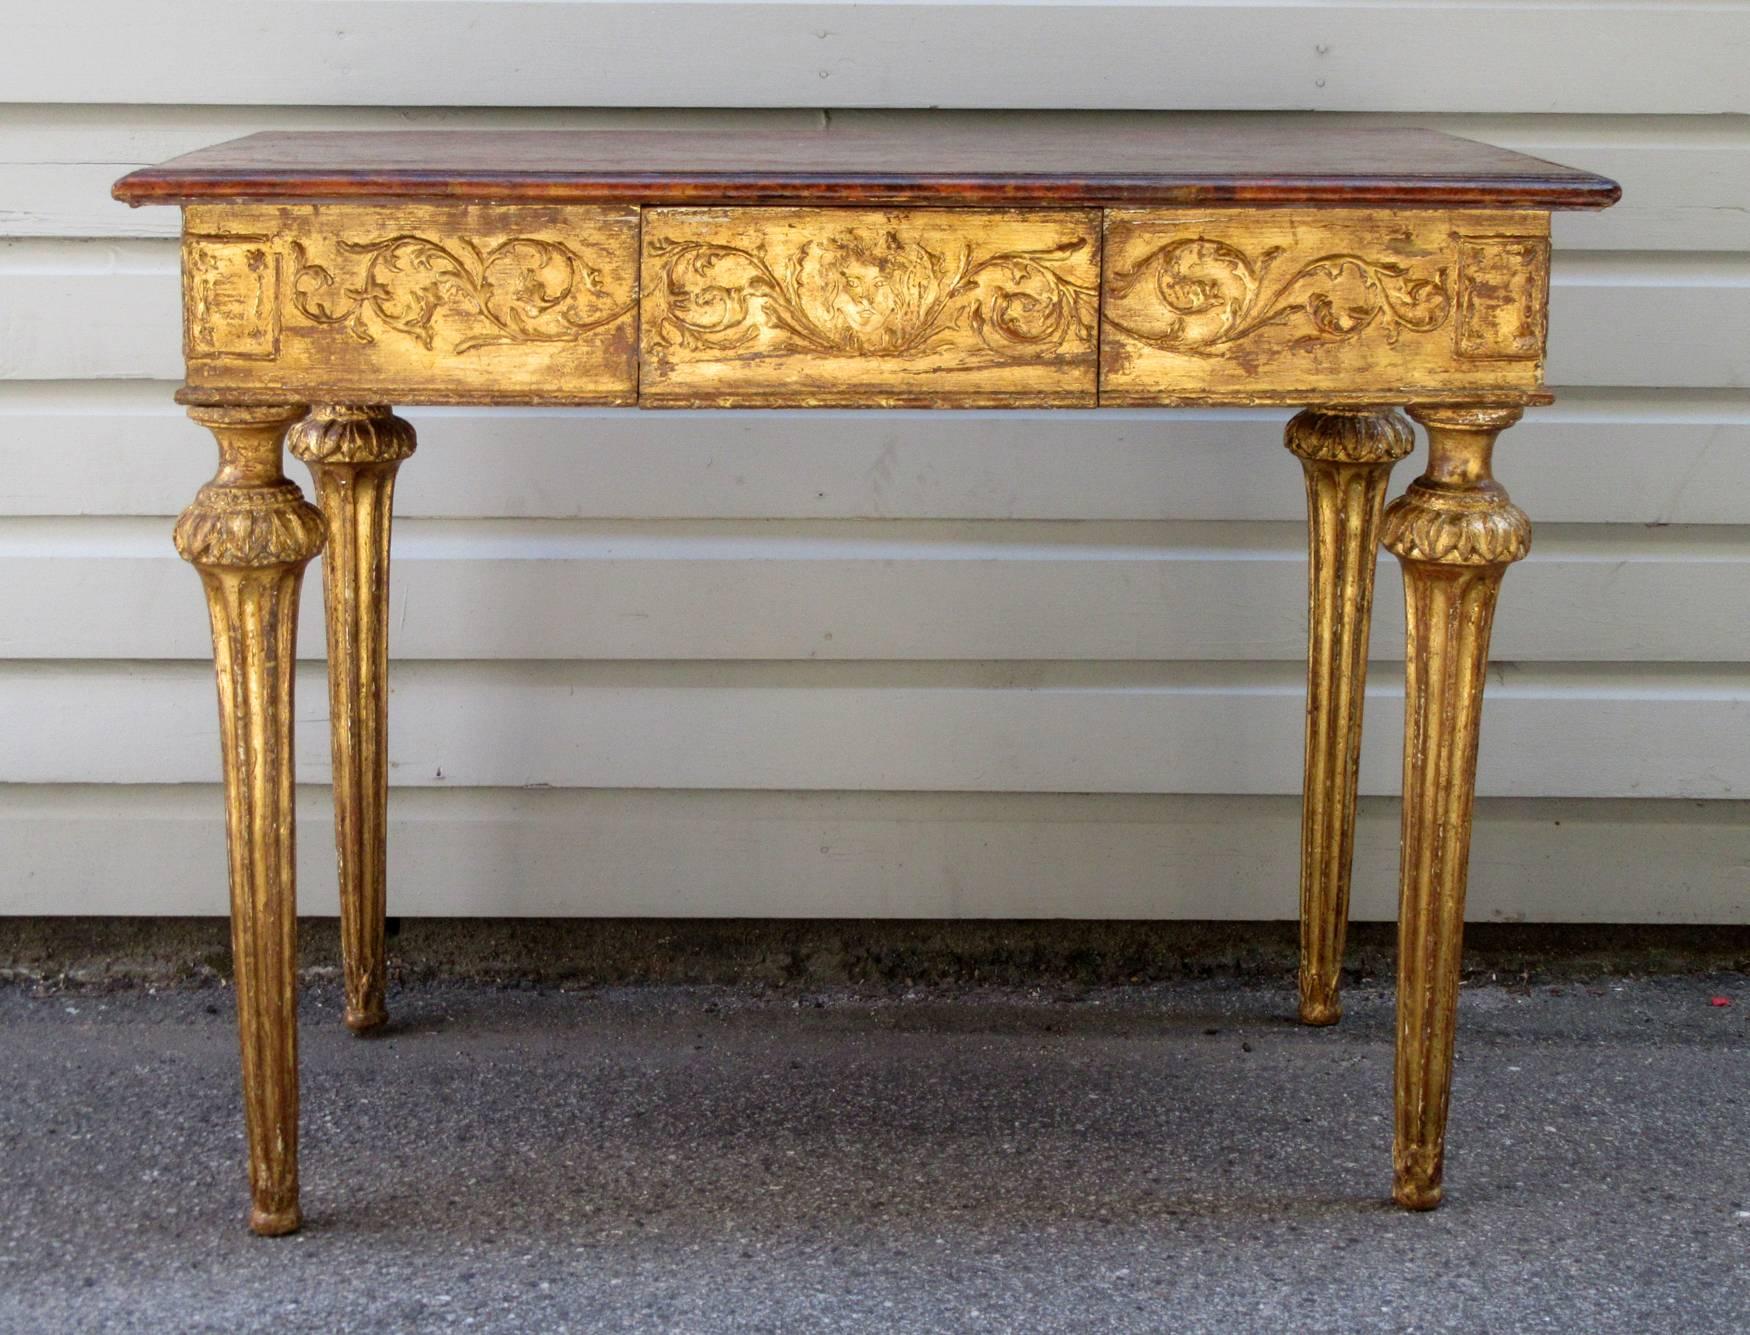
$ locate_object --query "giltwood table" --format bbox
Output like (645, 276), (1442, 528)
(114, 125), (1618, 1235)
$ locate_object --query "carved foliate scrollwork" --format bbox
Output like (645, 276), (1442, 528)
(648, 229), (1097, 361)
(1099, 210), (1549, 405)
(183, 204), (642, 403)
(177, 406), (326, 570)
(174, 481), (327, 569)
(288, 234), (635, 352)
(1381, 482), (1531, 567)
(1385, 403), (1531, 566)
(287, 404), (418, 465)
(181, 205), (1553, 411)
(1284, 408), (1416, 465)
(1107, 238), (1451, 353)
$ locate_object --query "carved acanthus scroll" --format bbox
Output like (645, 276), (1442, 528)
(180, 204), (1553, 408)
(181, 203), (642, 404)
(1107, 238), (1451, 353)
(289, 235), (635, 352)
(649, 229), (1096, 361)
(639, 208), (1103, 406)
(1100, 209), (1551, 404)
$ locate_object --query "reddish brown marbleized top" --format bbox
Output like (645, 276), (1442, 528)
(114, 125), (1619, 210)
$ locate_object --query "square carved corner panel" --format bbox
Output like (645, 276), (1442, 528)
(639, 207), (1102, 407)
(1098, 209), (1552, 406)
(181, 203), (641, 404)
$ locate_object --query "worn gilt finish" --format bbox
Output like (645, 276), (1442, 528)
(288, 405), (417, 1033)
(117, 126), (1615, 1234)
(176, 202), (1554, 411)
(176, 404), (324, 1237)
(1101, 209), (1550, 405)
(641, 208), (1101, 406)
(1284, 408), (1415, 1025)
(1384, 405), (1532, 1210)
(183, 203), (639, 404)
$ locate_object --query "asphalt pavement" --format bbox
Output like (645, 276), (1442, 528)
(1, 975), (1745, 1333)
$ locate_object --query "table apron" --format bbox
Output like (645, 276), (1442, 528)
(178, 203), (1552, 409)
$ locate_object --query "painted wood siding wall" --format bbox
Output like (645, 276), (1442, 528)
(2, 2), (1747, 920)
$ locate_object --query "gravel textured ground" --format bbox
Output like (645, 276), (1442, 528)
(1, 975), (1746, 1333)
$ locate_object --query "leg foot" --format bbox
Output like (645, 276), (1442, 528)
(178, 403), (325, 1236)
(1383, 405), (1531, 1210)
(250, 1204), (304, 1237)
(1391, 1172), (1444, 1212)
(1285, 409), (1413, 1027)
(344, 1002), (389, 1034)
(290, 405), (416, 1036)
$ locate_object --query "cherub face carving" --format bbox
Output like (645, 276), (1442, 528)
(790, 230), (946, 354)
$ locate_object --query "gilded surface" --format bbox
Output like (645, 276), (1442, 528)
(289, 400), (418, 465)
(1111, 240), (1450, 352)
(1284, 409), (1414, 1027)
(640, 208), (1101, 406)
(185, 237), (280, 361)
(287, 235), (630, 352)
(1455, 236), (1549, 360)
(183, 204), (639, 404)
(168, 192), (1571, 1232)
(1385, 404), (1530, 1211)
(180, 204), (1553, 409)
(173, 478), (328, 569)
(179, 404), (319, 1236)
(1384, 407), (1533, 566)
(1100, 210), (1551, 404)
(289, 406), (416, 1034)
(1381, 483), (1533, 566)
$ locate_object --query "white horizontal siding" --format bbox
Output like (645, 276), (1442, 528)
(3, 518), (1747, 665)
(2, 787), (1744, 923)
(4, 660), (1745, 799)
(6, 384), (1748, 526)
(1, 10), (1746, 920)
(7, 3), (1746, 113)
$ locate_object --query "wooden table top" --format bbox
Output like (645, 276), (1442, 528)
(114, 124), (1619, 210)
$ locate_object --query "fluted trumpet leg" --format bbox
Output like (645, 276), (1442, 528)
(289, 405), (417, 1034)
(178, 403), (325, 1236)
(1285, 409), (1414, 1026)
(1384, 405), (1531, 1210)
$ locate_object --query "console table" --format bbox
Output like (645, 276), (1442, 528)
(114, 125), (1618, 1235)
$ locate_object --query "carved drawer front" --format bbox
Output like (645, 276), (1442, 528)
(1100, 209), (1551, 405)
(640, 208), (1101, 407)
(182, 204), (640, 403)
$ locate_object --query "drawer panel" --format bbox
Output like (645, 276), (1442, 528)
(1099, 209), (1550, 405)
(182, 204), (640, 404)
(640, 208), (1100, 407)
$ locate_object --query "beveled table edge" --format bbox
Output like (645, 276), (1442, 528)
(115, 171), (1621, 211)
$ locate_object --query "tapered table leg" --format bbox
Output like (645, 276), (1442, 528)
(1285, 408), (1413, 1026)
(1383, 405), (1531, 1210)
(289, 405), (417, 1034)
(177, 403), (325, 1236)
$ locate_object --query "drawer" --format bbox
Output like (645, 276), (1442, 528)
(639, 207), (1100, 407)
(1099, 208), (1551, 405)
(182, 204), (640, 404)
